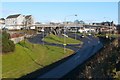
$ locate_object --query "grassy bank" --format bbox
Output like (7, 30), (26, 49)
(2, 41), (74, 78)
(43, 34), (82, 44)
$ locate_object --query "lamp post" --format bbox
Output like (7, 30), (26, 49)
(75, 15), (77, 40)
(43, 26), (45, 45)
(103, 17), (112, 39)
(63, 14), (77, 53)
(117, 25), (120, 47)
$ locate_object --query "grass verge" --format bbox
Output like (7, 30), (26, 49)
(2, 40), (74, 78)
(43, 34), (81, 44)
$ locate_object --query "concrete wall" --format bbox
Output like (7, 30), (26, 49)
(10, 36), (24, 44)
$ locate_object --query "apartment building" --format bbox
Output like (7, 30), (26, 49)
(5, 14), (25, 30)
(24, 15), (34, 29)
(0, 18), (5, 29)
(5, 14), (34, 30)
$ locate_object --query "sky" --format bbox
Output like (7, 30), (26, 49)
(1, 0), (120, 2)
(1, 2), (118, 24)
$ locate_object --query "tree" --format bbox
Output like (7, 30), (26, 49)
(74, 20), (80, 24)
(2, 31), (15, 53)
(79, 20), (85, 24)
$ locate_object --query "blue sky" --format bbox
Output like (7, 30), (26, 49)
(2, 2), (118, 24)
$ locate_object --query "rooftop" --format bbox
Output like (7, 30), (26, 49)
(0, 18), (5, 20)
(6, 14), (21, 19)
(25, 15), (32, 19)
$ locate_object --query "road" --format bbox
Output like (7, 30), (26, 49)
(28, 33), (82, 51)
(29, 33), (103, 79)
(28, 33), (99, 51)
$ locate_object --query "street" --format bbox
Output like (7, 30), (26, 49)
(28, 33), (103, 79)
(28, 33), (82, 51)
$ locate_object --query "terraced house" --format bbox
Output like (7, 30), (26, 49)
(24, 15), (35, 29)
(5, 14), (35, 30)
(0, 18), (5, 29)
(5, 14), (25, 30)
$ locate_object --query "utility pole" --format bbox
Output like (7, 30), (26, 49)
(43, 26), (45, 45)
(117, 25), (120, 47)
(75, 14), (77, 40)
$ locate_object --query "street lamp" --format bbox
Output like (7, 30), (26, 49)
(103, 17), (112, 39)
(75, 15), (77, 40)
(42, 26), (45, 45)
(63, 14), (77, 53)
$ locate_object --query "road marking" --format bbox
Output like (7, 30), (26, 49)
(98, 41), (100, 43)
(74, 55), (80, 60)
(88, 41), (90, 43)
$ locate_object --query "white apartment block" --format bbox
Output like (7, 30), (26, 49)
(5, 14), (25, 30)
(0, 18), (5, 29)
(5, 14), (35, 30)
(24, 15), (35, 29)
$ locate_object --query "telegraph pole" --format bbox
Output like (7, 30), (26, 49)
(117, 25), (120, 47)
(118, 2), (120, 47)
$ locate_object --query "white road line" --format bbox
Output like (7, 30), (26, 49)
(74, 55), (80, 60)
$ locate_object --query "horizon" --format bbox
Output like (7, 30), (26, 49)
(2, 2), (118, 24)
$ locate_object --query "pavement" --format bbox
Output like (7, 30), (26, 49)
(28, 32), (103, 79)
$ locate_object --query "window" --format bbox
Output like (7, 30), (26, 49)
(13, 21), (16, 24)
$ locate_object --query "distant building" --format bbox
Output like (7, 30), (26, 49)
(92, 21), (114, 26)
(24, 15), (34, 29)
(74, 20), (80, 24)
(5, 14), (25, 30)
(92, 21), (116, 33)
(64, 22), (83, 32)
(78, 27), (96, 33)
(5, 14), (35, 30)
(79, 20), (85, 24)
(0, 18), (5, 24)
(0, 18), (5, 29)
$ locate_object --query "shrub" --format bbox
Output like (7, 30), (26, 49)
(2, 31), (15, 53)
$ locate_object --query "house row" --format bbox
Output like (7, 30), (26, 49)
(92, 21), (115, 26)
(0, 18), (5, 29)
(0, 14), (35, 30)
(78, 27), (96, 33)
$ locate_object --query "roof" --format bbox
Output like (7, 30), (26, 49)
(6, 14), (21, 19)
(25, 15), (32, 19)
(0, 18), (5, 20)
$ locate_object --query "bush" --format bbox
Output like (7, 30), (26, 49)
(2, 31), (15, 53)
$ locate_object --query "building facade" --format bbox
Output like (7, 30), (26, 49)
(24, 15), (34, 29)
(5, 14), (25, 30)
(0, 18), (5, 29)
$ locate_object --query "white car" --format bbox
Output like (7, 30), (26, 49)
(106, 35), (109, 38)
(82, 35), (85, 38)
(88, 33), (91, 36)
